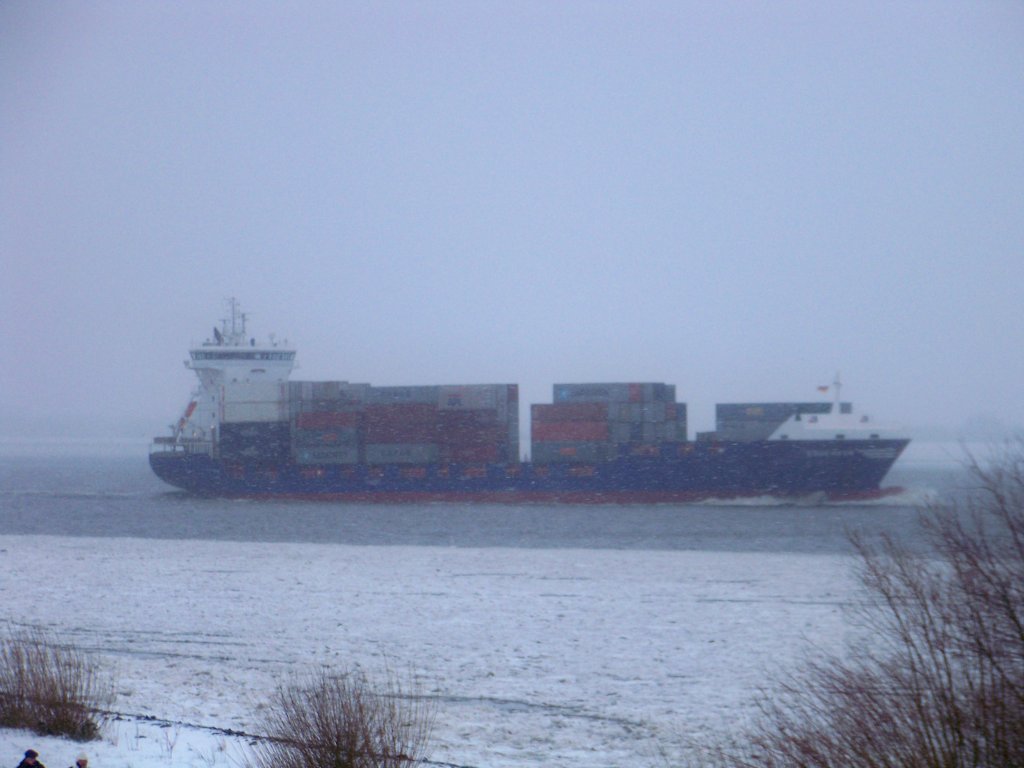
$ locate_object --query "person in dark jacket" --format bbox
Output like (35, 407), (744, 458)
(16, 749), (45, 768)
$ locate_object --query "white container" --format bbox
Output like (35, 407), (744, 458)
(223, 400), (289, 423)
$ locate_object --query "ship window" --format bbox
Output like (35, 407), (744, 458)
(191, 350), (294, 361)
(779, 434), (788, 440)
(835, 434), (845, 440)
(870, 433), (879, 439)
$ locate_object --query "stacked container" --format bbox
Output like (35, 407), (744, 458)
(226, 381), (523, 465)
(362, 401), (439, 464)
(218, 382), (291, 461)
(358, 384), (518, 464)
(222, 382), (289, 423)
(289, 381), (367, 464)
(531, 383), (687, 463)
(712, 402), (849, 442)
(437, 384), (518, 463)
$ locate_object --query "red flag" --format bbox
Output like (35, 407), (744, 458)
(817, 385), (830, 393)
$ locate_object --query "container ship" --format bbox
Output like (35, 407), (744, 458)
(149, 302), (910, 503)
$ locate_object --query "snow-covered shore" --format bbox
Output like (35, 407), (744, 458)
(0, 535), (862, 768)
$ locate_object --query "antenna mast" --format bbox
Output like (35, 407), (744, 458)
(219, 297), (248, 346)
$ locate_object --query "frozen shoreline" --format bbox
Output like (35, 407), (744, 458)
(0, 535), (862, 768)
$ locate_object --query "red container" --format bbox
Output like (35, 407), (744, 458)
(363, 423), (438, 442)
(437, 410), (503, 429)
(532, 420), (609, 442)
(532, 402), (609, 422)
(440, 425), (506, 446)
(363, 403), (439, 442)
(296, 411), (362, 429)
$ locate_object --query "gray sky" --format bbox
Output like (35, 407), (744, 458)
(2, 1), (1022, 441)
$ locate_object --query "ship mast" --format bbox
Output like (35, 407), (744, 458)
(832, 371), (842, 411)
(218, 297), (249, 347)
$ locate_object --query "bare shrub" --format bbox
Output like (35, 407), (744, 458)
(683, 442), (1024, 768)
(246, 665), (435, 768)
(0, 627), (115, 740)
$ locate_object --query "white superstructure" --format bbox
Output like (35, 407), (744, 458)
(767, 374), (906, 443)
(171, 299), (296, 442)
(766, 406), (906, 442)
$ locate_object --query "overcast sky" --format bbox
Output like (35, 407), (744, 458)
(2, 1), (1022, 441)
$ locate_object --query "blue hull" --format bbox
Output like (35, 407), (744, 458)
(149, 438), (909, 503)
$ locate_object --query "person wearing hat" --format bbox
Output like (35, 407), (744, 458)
(67, 755), (87, 768)
(16, 750), (45, 768)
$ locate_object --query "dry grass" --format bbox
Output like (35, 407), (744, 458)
(682, 442), (1024, 768)
(246, 665), (435, 768)
(0, 627), (114, 740)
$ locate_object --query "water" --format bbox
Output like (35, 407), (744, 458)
(0, 441), (970, 552)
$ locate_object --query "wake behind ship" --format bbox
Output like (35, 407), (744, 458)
(150, 302), (910, 502)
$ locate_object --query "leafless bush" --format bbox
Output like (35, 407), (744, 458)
(0, 627), (114, 740)
(683, 442), (1024, 768)
(245, 665), (435, 768)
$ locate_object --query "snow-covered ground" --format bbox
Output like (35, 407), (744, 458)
(0, 535), (863, 768)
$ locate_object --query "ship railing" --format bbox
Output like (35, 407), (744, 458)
(150, 436), (214, 456)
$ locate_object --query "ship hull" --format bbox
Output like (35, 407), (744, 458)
(149, 438), (908, 503)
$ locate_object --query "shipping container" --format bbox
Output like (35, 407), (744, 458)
(288, 381), (313, 401)
(552, 382), (675, 404)
(531, 441), (612, 463)
(715, 402), (843, 441)
(361, 403), (438, 443)
(367, 386), (441, 405)
(442, 443), (504, 462)
(223, 400), (289, 423)
(289, 381), (370, 403)
(508, 411), (520, 458)
(532, 402), (609, 422)
(439, 385), (517, 428)
(295, 411), (362, 429)
(437, 426), (507, 447)
(364, 443), (440, 464)
(610, 403), (636, 422)
(292, 427), (360, 446)
(674, 404), (688, 440)
(221, 382), (289, 423)
(439, 384), (494, 410)
(363, 423), (439, 443)
(295, 446), (361, 465)
(435, 408), (504, 430)
(669, 417), (688, 442)
(641, 402), (667, 423)
(532, 420), (610, 442)
(642, 422), (669, 443)
(553, 383), (631, 403)
(291, 399), (365, 416)
(610, 422), (633, 444)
